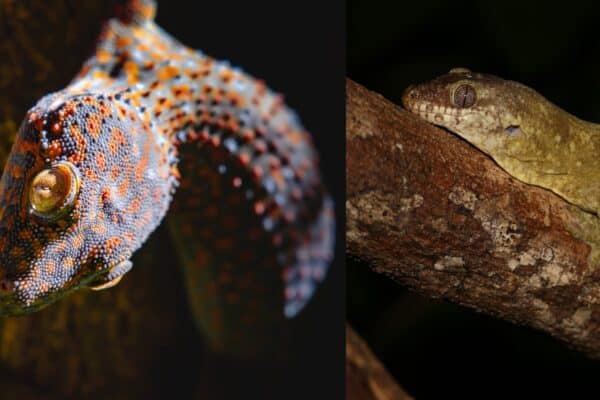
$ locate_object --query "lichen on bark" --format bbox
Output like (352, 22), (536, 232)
(346, 78), (600, 358)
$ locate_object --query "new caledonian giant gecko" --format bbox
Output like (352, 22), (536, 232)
(403, 68), (600, 266)
(0, 0), (335, 354)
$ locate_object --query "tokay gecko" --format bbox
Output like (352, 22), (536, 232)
(0, 0), (334, 353)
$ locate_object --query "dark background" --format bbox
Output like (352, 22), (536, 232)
(348, 0), (600, 398)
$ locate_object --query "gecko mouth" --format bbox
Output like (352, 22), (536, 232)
(402, 89), (461, 119)
(402, 99), (479, 126)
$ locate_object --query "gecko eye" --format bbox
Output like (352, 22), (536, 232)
(453, 84), (476, 108)
(29, 161), (80, 219)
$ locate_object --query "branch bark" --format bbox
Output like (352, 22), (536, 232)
(346, 78), (600, 358)
(346, 324), (413, 400)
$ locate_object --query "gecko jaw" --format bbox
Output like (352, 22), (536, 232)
(403, 98), (481, 131)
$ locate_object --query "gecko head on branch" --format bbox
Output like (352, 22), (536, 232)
(402, 67), (600, 218)
(0, 91), (175, 315)
(401, 68), (575, 166)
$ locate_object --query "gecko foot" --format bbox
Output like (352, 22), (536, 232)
(89, 260), (133, 291)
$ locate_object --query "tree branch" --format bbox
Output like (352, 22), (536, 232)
(346, 324), (413, 400)
(346, 78), (600, 357)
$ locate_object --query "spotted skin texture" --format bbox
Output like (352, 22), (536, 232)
(0, 0), (334, 352)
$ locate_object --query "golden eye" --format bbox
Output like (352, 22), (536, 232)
(29, 161), (80, 218)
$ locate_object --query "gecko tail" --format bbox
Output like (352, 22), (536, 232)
(116, 0), (157, 25)
(283, 196), (336, 318)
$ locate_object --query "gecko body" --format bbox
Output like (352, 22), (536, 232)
(402, 68), (600, 268)
(402, 68), (600, 215)
(0, 0), (334, 352)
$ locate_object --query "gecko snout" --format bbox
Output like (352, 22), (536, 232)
(401, 84), (418, 110)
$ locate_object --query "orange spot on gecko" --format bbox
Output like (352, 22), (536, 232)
(62, 257), (74, 269)
(110, 166), (120, 180)
(127, 197), (142, 214)
(92, 70), (110, 80)
(96, 152), (106, 171)
(227, 91), (245, 107)
(171, 84), (190, 98)
(157, 65), (180, 81)
(45, 260), (56, 275)
(109, 127), (126, 154)
(96, 49), (112, 63)
(104, 237), (122, 255)
(271, 169), (285, 189)
(86, 114), (100, 138)
(219, 68), (234, 83)
(98, 102), (112, 117)
(51, 122), (61, 134)
(124, 60), (139, 84)
(118, 178), (130, 197)
(116, 36), (133, 48)
(85, 168), (98, 180)
(63, 101), (76, 116)
(71, 234), (84, 249)
(92, 223), (107, 235)
(27, 110), (39, 123)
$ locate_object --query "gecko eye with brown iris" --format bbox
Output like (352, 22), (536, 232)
(29, 161), (80, 219)
(453, 84), (476, 108)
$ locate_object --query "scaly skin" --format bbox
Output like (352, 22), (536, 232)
(402, 68), (600, 214)
(402, 67), (600, 265)
(0, 0), (334, 353)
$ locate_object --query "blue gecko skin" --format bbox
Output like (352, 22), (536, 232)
(0, 0), (335, 352)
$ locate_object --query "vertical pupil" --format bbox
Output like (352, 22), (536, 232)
(454, 84), (475, 108)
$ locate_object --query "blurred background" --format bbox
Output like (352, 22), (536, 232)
(348, 0), (600, 398)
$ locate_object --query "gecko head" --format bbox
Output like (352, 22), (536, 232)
(401, 67), (566, 158)
(0, 92), (173, 315)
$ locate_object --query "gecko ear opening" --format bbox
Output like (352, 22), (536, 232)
(89, 260), (132, 291)
(505, 125), (522, 136)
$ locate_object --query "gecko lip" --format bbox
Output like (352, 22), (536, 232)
(402, 98), (478, 121)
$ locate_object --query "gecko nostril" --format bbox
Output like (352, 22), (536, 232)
(402, 85), (418, 108)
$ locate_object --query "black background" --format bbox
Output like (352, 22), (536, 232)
(348, 0), (600, 398)
(155, 1), (345, 399)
